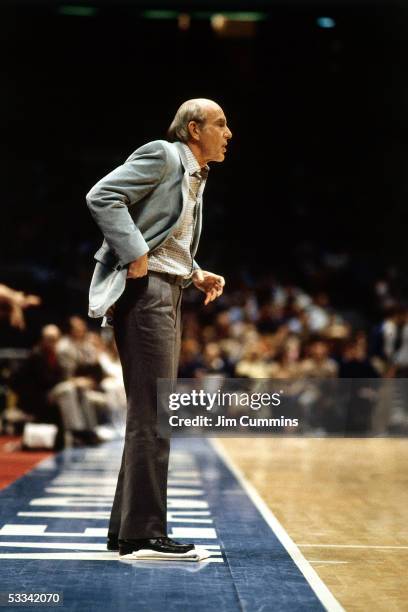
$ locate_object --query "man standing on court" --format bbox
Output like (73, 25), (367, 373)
(86, 99), (232, 561)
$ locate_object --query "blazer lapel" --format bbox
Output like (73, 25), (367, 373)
(172, 141), (191, 210)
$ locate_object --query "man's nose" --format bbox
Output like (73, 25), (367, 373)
(225, 127), (232, 139)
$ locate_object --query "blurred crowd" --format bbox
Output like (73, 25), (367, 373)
(179, 279), (408, 381)
(1, 273), (408, 447)
(0, 286), (125, 447)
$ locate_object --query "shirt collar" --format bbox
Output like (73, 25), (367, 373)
(181, 143), (209, 178)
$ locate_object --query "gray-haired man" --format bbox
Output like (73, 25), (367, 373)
(86, 99), (232, 561)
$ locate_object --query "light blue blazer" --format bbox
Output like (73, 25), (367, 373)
(86, 140), (202, 320)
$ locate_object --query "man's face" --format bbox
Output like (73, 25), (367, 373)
(194, 105), (232, 163)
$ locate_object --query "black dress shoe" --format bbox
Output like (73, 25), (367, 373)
(107, 533), (119, 551)
(119, 536), (194, 557)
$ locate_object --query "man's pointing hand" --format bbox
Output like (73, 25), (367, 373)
(192, 270), (225, 305)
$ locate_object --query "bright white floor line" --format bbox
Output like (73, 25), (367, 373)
(211, 438), (345, 612)
(0, 553), (223, 563)
(0, 542), (222, 554)
(299, 544), (408, 550)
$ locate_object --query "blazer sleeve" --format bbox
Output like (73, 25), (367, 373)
(86, 141), (168, 266)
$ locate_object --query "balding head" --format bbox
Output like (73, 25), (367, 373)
(167, 98), (222, 143)
(42, 324), (61, 341)
(167, 98), (232, 166)
(41, 324), (61, 349)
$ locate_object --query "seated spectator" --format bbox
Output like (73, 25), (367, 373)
(305, 292), (332, 333)
(301, 338), (338, 378)
(269, 335), (304, 379)
(256, 303), (285, 334)
(10, 324), (64, 424)
(56, 316), (100, 380)
(10, 324), (106, 447)
(199, 342), (234, 377)
(370, 306), (403, 370)
(339, 337), (380, 433)
(214, 311), (232, 339)
(339, 336), (380, 378)
(393, 308), (408, 377)
(235, 338), (275, 379)
(178, 339), (204, 378)
(88, 331), (126, 433)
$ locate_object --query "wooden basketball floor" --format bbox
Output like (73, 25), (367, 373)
(219, 438), (408, 611)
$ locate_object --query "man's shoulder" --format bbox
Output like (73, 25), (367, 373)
(127, 140), (182, 168)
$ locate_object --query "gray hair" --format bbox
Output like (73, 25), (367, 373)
(167, 99), (210, 143)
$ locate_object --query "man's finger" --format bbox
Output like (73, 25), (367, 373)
(204, 291), (213, 305)
(205, 288), (217, 305)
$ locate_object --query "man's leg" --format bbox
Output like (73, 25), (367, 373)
(109, 274), (181, 540)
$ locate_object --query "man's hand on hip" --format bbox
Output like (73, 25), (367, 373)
(192, 270), (225, 305)
(127, 254), (148, 279)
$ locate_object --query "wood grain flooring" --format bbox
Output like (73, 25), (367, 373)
(219, 437), (408, 611)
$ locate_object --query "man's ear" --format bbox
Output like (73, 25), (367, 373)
(187, 121), (200, 142)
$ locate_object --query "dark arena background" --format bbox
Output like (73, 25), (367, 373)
(0, 1), (408, 611)
(2, 0), (408, 334)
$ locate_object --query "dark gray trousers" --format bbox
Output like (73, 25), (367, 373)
(108, 272), (182, 539)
